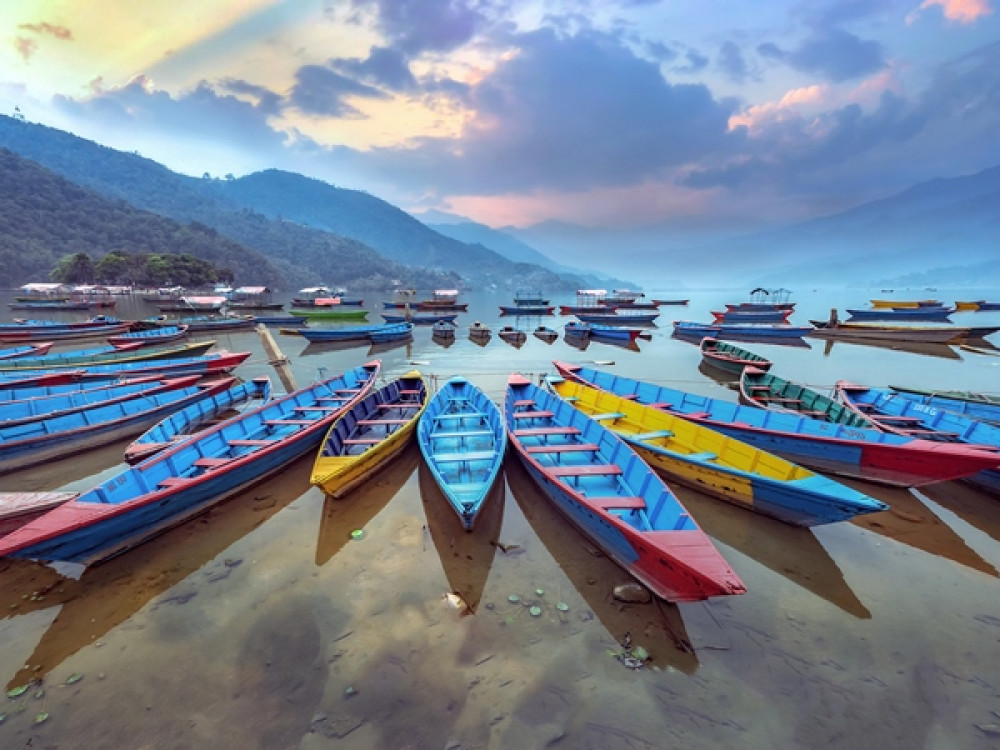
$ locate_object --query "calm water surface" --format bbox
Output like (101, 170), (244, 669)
(2, 286), (1000, 749)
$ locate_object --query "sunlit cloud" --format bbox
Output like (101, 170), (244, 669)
(18, 22), (73, 40)
(907, 0), (993, 24)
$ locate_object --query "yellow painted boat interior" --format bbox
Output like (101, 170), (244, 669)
(549, 377), (815, 509)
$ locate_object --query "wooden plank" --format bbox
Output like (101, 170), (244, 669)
(255, 323), (297, 393)
(524, 443), (599, 454)
(584, 495), (646, 510)
(433, 450), (497, 463)
(193, 457), (230, 468)
(512, 410), (555, 419)
(229, 438), (276, 446)
(513, 426), (581, 437)
(357, 418), (411, 425)
(548, 464), (623, 477)
(429, 429), (494, 439)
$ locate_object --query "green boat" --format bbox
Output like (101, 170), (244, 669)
(738, 367), (873, 426)
(289, 308), (369, 321)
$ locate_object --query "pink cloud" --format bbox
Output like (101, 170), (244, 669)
(14, 37), (38, 62)
(908, 0), (993, 23)
(18, 22), (73, 40)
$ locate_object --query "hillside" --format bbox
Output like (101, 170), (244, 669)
(0, 148), (285, 286)
(0, 116), (588, 291)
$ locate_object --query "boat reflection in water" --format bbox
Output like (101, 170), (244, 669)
(504, 458), (699, 673)
(915, 481), (1000, 547)
(1, 454), (317, 691)
(819, 338), (961, 361)
(314, 443), (421, 566)
(670, 485), (871, 619)
(562, 332), (590, 351)
(843, 479), (998, 578)
(418, 461), (505, 616)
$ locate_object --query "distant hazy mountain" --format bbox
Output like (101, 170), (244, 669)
(411, 208), (471, 225)
(424, 219), (634, 288)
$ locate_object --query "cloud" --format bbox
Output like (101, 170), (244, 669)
(908, 0), (993, 23)
(218, 79), (283, 116)
(718, 41), (748, 82)
(14, 37), (38, 62)
(18, 22), (73, 41)
(337, 27), (739, 197)
(330, 46), (417, 92)
(360, 0), (488, 56)
(760, 29), (886, 82)
(287, 64), (389, 117)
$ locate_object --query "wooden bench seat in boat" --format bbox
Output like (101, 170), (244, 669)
(513, 426), (581, 437)
(525, 443), (599, 454)
(685, 452), (718, 461)
(631, 430), (673, 441)
(357, 418), (411, 426)
(433, 450), (497, 463)
(157, 477), (191, 488)
(435, 412), (487, 421)
(548, 464), (623, 477)
(193, 457), (231, 468)
(229, 438), (277, 446)
(265, 418), (314, 425)
(429, 429), (494, 440)
(590, 412), (625, 421)
(583, 495), (646, 510)
(512, 410), (555, 419)
(513, 399), (536, 408)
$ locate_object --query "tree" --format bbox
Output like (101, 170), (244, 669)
(50, 252), (96, 283)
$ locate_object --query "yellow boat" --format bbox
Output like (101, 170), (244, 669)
(869, 299), (939, 308)
(310, 371), (428, 498)
(548, 376), (885, 526)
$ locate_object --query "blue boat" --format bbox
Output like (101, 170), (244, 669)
(417, 377), (506, 530)
(382, 313), (458, 325)
(250, 316), (307, 327)
(673, 320), (813, 340)
(125, 377), (273, 464)
(565, 321), (590, 337)
(505, 374), (746, 602)
(588, 323), (642, 342)
(846, 307), (954, 321)
(0, 362), (381, 564)
(0, 376), (239, 475)
(108, 325), (189, 347)
(576, 311), (659, 325)
(369, 322), (414, 343)
(887, 386), (1000, 425)
(0, 351), (251, 384)
(0, 374), (207, 427)
(0, 340), (216, 370)
(836, 382), (1000, 494)
(0, 343), (55, 360)
(300, 322), (410, 344)
(552, 361), (1000, 488)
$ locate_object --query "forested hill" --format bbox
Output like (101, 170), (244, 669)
(0, 116), (585, 291)
(0, 148), (287, 286)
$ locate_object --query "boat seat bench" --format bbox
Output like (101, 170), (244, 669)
(434, 450), (496, 463)
(435, 412), (487, 421)
(685, 451), (718, 461)
(584, 495), (646, 510)
(525, 443), (599, 454)
(513, 399), (536, 408)
(632, 430), (673, 441)
(589, 412), (625, 421)
(512, 410), (555, 419)
(357, 418), (411, 425)
(513, 427), (581, 437)
(193, 457), (231, 468)
(429, 429), (494, 439)
(229, 438), (276, 446)
(549, 464), (623, 477)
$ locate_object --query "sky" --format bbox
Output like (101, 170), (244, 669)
(1, 0), (999, 234)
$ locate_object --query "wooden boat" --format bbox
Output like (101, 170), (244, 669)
(161, 315), (256, 333)
(369, 322), (413, 343)
(0, 362), (381, 564)
(432, 320), (457, 337)
(739, 367), (871, 423)
(499, 289), (554, 315)
(0, 374), (208, 427)
(300, 322), (409, 343)
(674, 320), (813, 340)
(289, 307), (369, 321)
(888, 385), (1000, 424)
(382, 312), (457, 325)
(846, 307), (954, 321)
(0, 342), (55, 360)
(0, 492), (78, 536)
(712, 309), (792, 324)
(380, 288), (418, 309)
(869, 299), (940, 308)
(156, 295), (227, 313)
(726, 288), (795, 311)
(576, 311), (659, 325)
(0, 323), (134, 343)
(416, 289), (468, 312)
(0, 315), (124, 330)
(0, 350), (251, 385)
(836, 383), (1000, 494)
(548, 375), (887, 526)
(589, 323), (642, 341)
(226, 286), (284, 311)
(125, 378), (273, 463)
(498, 325), (527, 346)
(417, 376), (506, 530)
(552, 361), (1000, 488)
(700, 337), (773, 375)
(310, 371), (428, 497)
(505, 373), (745, 602)
(533, 326), (558, 343)
(807, 319), (969, 344)
(0, 340), (216, 371)
(0, 376), (238, 475)
(108, 325), (189, 347)
(290, 286), (334, 307)
(468, 321), (492, 338)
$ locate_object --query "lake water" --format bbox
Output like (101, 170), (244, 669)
(2, 285), (1000, 749)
